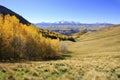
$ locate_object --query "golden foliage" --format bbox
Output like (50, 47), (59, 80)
(0, 14), (60, 61)
(38, 28), (75, 42)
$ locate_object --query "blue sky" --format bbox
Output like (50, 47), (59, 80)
(0, 0), (120, 24)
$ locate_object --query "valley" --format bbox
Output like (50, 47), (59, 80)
(35, 22), (113, 35)
(0, 4), (120, 80)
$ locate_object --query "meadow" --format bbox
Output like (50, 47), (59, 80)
(0, 25), (120, 80)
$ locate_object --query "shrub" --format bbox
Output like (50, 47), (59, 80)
(59, 42), (68, 53)
(0, 14), (60, 61)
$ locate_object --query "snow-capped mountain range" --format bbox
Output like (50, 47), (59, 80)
(35, 21), (114, 27)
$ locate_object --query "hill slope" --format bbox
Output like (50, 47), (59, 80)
(0, 5), (31, 25)
(67, 25), (120, 56)
(0, 25), (120, 80)
(0, 5), (119, 80)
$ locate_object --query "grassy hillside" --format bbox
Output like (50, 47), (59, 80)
(0, 24), (120, 80)
(68, 25), (120, 55)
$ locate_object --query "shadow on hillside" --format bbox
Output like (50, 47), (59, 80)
(62, 54), (72, 58)
(0, 54), (72, 63)
(60, 51), (73, 59)
(41, 52), (72, 61)
(0, 51), (73, 63)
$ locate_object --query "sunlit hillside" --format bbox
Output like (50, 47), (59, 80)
(68, 25), (120, 55)
(0, 0), (120, 79)
(0, 25), (120, 80)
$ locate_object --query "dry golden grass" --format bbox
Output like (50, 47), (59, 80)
(0, 25), (120, 80)
(0, 53), (120, 80)
(67, 25), (120, 56)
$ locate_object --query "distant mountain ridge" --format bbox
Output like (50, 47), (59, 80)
(35, 21), (114, 35)
(0, 5), (31, 25)
(35, 21), (114, 27)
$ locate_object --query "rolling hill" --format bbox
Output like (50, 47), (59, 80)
(67, 25), (120, 55)
(0, 24), (120, 80)
(0, 5), (120, 80)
